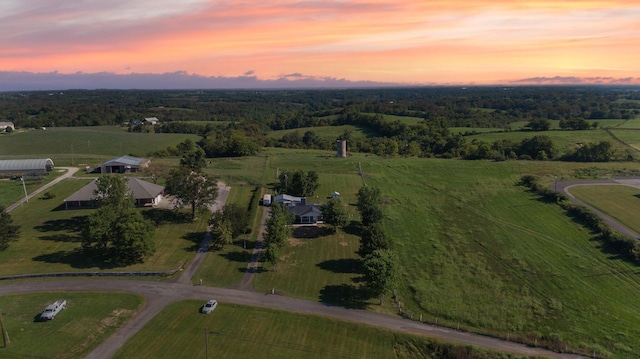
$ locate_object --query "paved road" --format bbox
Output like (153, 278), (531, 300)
(6, 166), (79, 212)
(556, 179), (640, 239)
(0, 280), (586, 359)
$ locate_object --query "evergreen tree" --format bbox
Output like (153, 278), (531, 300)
(0, 205), (20, 251)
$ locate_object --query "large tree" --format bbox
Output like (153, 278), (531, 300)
(210, 216), (233, 250)
(0, 205), (20, 251)
(165, 167), (218, 220)
(82, 176), (155, 264)
(320, 197), (348, 233)
(278, 170), (319, 197)
(262, 204), (292, 270)
(210, 203), (250, 239)
(362, 249), (400, 305)
(356, 186), (383, 227)
(358, 222), (391, 257)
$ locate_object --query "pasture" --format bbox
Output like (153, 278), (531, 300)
(0, 178), (208, 275)
(201, 149), (640, 358)
(113, 300), (530, 359)
(0, 292), (143, 359)
(0, 126), (200, 166)
(568, 184), (640, 234)
(267, 124), (369, 140)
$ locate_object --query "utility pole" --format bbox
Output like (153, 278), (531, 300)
(0, 312), (9, 347)
(21, 177), (28, 203)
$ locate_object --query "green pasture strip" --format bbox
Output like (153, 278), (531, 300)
(568, 184), (640, 234)
(267, 125), (368, 140)
(608, 129), (640, 151)
(467, 129), (626, 155)
(0, 178), (207, 276)
(205, 155), (270, 185)
(612, 119), (640, 129)
(363, 113), (425, 125)
(0, 292), (143, 359)
(0, 168), (66, 208)
(114, 301), (533, 359)
(0, 126), (200, 160)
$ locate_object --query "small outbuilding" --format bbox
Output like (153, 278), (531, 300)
(331, 191), (340, 198)
(0, 122), (15, 132)
(144, 117), (159, 125)
(63, 177), (164, 209)
(262, 194), (272, 206)
(100, 155), (150, 174)
(0, 158), (54, 176)
(272, 194), (305, 207)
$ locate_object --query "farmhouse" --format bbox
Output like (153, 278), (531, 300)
(0, 158), (54, 176)
(0, 121), (15, 132)
(100, 155), (150, 174)
(63, 177), (164, 209)
(287, 204), (323, 224)
(272, 194), (305, 207)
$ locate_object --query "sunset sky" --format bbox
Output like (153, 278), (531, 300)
(2, 0), (640, 89)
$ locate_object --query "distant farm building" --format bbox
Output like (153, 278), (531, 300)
(0, 122), (15, 132)
(331, 191), (340, 198)
(0, 158), (54, 176)
(144, 117), (159, 125)
(100, 155), (150, 174)
(63, 177), (164, 209)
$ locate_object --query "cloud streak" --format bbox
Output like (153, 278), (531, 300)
(2, 1), (640, 88)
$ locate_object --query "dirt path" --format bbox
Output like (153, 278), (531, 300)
(228, 205), (270, 291)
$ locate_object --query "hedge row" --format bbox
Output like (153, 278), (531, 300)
(520, 175), (640, 264)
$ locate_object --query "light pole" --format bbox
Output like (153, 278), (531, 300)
(554, 175), (558, 202)
(20, 177), (28, 203)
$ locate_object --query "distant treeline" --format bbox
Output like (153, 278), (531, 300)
(2, 87), (639, 161)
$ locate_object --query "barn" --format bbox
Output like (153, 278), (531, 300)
(63, 177), (164, 209)
(0, 158), (54, 176)
(100, 155), (150, 174)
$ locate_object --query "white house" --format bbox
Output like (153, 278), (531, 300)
(287, 204), (323, 224)
(144, 117), (159, 125)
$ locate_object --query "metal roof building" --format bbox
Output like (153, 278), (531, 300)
(64, 177), (164, 209)
(100, 155), (149, 174)
(0, 158), (54, 175)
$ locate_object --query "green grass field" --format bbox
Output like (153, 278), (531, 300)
(568, 184), (640, 234)
(0, 126), (200, 166)
(0, 168), (66, 208)
(0, 292), (143, 359)
(267, 125), (369, 140)
(609, 129), (640, 151)
(112, 300), (532, 359)
(0, 178), (208, 275)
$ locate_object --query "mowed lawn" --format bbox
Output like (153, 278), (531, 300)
(0, 178), (208, 275)
(114, 300), (526, 359)
(0, 168), (66, 208)
(0, 292), (143, 359)
(0, 126), (200, 166)
(568, 184), (640, 234)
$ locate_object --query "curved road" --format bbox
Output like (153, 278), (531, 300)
(556, 178), (640, 239)
(0, 174), (589, 358)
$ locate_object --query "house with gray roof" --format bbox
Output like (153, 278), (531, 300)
(287, 203), (323, 224)
(100, 155), (150, 174)
(63, 177), (164, 209)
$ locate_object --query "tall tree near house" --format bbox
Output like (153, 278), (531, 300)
(358, 222), (391, 257)
(178, 139), (207, 172)
(82, 176), (155, 264)
(362, 249), (400, 305)
(0, 205), (20, 251)
(320, 197), (348, 233)
(210, 216), (233, 250)
(209, 203), (250, 239)
(263, 204), (293, 271)
(165, 167), (218, 220)
(278, 170), (319, 197)
(356, 186), (383, 227)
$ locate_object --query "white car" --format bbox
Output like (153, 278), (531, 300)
(200, 300), (218, 314)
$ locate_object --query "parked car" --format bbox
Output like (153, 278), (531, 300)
(200, 300), (218, 314)
(40, 299), (66, 320)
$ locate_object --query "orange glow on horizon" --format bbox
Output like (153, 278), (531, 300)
(2, 0), (640, 86)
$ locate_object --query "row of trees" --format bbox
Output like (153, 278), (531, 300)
(356, 187), (399, 305)
(0, 206), (20, 251)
